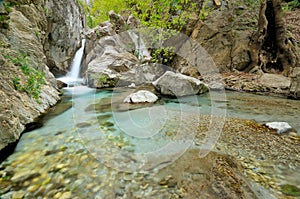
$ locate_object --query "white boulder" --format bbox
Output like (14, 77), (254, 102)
(124, 90), (158, 103)
(265, 122), (293, 134)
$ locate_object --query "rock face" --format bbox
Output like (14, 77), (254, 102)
(152, 71), (208, 97)
(85, 13), (165, 88)
(44, 0), (85, 75)
(0, 1), (83, 151)
(192, 2), (257, 72)
(124, 90), (158, 103)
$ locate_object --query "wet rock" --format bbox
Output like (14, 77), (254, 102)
(27, 185), (39, 192)
(99, 121), (114, 127)
(265, 122), (293, 134)
(12, 190), (25, 199)
(124, 90), (158, 103)
(60, 191), (72, 199)
(57, 80), (68, 89)
(207, 81), (225, 91)
(152, 71), (208, 97)
(76, 122), (92, 128)
(97, 114), (112, 121)
(11, 171), (40, 183)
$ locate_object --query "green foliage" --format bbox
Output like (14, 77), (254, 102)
(152, 47), (175, 64)
(86, 0), (127, 27)
(3, 2), (12, 12)
(99, 74), (108, 83)
(282, 0), (300, 12)
(126, 0), (200, 29)
(5, 53), (46, 101)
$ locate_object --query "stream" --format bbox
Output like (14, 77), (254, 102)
(0, 87), (300, 198)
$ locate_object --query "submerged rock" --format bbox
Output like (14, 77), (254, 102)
(152, 71), (208, 97)
(265, 122), (293, 134)
(124, 90), (158, 103)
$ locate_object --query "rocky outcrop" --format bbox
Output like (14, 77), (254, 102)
(0, 0), (83, 151)
(172, 0), (300, 99)
(124, 90), (158, 103)
(192, 1), (258, 72)
(84, 12), (167, 88)
(44, 0), (85, 75)
(152, 71), (208, 97)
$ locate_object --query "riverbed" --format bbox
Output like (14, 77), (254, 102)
(0, 87), (300, 198)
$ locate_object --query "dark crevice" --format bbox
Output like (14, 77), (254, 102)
(0, 142), (18, 163)
(261, 0), (284, 72)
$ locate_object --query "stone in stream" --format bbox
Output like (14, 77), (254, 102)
(152, 71), (208, 97)
(76, 122), (92, 128)
(123, 90), (158, 103)
(265, 122), (293, 134)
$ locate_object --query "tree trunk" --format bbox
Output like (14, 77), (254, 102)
(247, 0), (299, 76)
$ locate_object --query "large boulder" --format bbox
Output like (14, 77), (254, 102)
(84, 19), (165, 88)
(86, 49), (147, 88)
(152, 71), (208, 97)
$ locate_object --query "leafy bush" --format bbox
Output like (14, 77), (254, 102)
(282, 0), (300, 12)
(5, 53), (46, 101)
(83, 0), (127, 27)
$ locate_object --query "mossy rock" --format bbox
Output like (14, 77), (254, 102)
(76, 122), (92, 128)
(99, 121), (114, 127)
(97, 114), (112, 121)
(281, 184), (300, 196)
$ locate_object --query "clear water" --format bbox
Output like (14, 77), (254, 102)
(1, 88), (300, 198)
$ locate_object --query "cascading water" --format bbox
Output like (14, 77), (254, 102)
(128, 31), (150, 60)
(69, 39), (85, 79)
(57, 39), (85, 87)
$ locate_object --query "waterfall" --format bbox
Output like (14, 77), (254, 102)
(128, 31), (150, 60)
(69, 39), (85, 79)
(57, 39), (85, 86)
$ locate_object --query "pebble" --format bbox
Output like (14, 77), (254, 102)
(12, 191), (25, 199)
(53, 192), (62, 199)
(60, 191), (72, 199)
(27, 185), (39, 192)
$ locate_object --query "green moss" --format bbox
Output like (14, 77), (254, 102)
(5, 52), (46, 102)
(281, 184), (300, 196)
(99, 74), (108, 83)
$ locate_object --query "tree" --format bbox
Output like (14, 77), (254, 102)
(247, 0), (299, 76)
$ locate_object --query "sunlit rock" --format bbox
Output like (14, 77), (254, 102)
(152, 71), (208, 97)
(124, 90), (158, 103)
(265, 122), (293, 134)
